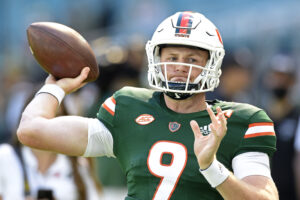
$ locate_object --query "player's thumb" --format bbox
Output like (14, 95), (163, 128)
(76, 67), (90, 83)
(190, 120), (202, 138)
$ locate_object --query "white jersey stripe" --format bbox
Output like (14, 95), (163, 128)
(244, 123), (275, 138)
(102, 97), (116, 116)
(103, 97), (116, 113)
(245, 125), (275, 135)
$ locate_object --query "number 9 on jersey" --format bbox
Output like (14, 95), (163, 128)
(147, 141), (188, 200)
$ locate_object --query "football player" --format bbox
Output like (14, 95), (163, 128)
(17, 11), (278, 199)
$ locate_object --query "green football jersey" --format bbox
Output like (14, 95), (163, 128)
(97, 87), (276, 200)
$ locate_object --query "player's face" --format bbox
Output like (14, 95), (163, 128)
(160, 46), (209, 83)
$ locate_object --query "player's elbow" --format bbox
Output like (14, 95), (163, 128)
(17, 126), (33, 146)
(17, 114), (42, 147)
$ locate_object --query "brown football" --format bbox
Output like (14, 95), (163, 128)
(27, 22), (99, 82)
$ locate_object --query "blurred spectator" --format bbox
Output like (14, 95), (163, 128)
(262, 54), (300, 200)
(93, 34), (146, 98)
(0, 86), (102, 200)
(207, 57), (253, 103)
(0, 140), (102, 200)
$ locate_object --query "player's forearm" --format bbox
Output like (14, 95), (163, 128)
(23, 93), (59, 119)
(216, 174), (279, 200)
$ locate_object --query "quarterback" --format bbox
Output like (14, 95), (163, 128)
(17, 12), (278, 199)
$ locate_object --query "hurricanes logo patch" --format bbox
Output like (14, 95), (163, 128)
(135, 114), (155, 125)
(169, 122), (181, 132)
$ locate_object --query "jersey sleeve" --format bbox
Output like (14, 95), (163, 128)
(236, 110), (277, 158)
(97, 94), (117, 131)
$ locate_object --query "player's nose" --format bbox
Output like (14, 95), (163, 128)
(175, 63), (189, 73)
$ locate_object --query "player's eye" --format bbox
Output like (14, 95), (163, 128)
(187, 57), (197, 63)
(167, 56), (178, 62)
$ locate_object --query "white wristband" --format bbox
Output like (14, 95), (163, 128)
(36, 84), (65, 104)
(200, 159), (230, 188)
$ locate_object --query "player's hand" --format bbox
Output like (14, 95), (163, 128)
(190, 106), (227, 170)
(45, 67), (90, 94)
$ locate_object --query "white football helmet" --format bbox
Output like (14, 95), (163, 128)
(146, 11), (225, 99)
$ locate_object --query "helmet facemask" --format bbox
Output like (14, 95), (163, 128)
(147, 44), (224, 99)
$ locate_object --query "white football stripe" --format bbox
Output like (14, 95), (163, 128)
(245, 125), (275, 136)
(104, 97), (116, 113)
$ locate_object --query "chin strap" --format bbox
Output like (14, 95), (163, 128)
(162, 81), (199, 100)
(165, 91), (194, 100)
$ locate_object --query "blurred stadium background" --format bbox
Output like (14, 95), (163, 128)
(1, 0), (300, 199)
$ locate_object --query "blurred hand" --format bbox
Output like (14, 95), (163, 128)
(45, 67), (90, 94)
(190, 106), (227, 169)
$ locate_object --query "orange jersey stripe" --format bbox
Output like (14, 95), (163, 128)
(111, 96), (116, 104)
(103, 103), (115, 116)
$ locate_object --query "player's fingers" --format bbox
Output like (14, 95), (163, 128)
(209, 123), (219, 138)
(81, 67), (90, 77)
(190, 120), (203, 138)
(216, 107), (225, 123)
(75, 67), (90, 83)
(216, 106), (222, 115)
(217, 107), (227, 127)
(206, 106), (218, 124)
(69, 82), (88, 94)
(78, 82), (88, 89)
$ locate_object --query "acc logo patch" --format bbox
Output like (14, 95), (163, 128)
(135, 114), (155, 125)
(169, 122), (181, 132)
